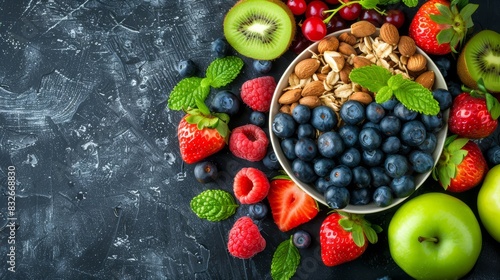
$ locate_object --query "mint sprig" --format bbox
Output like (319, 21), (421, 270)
(168, 56), (244, 111)
(350, 65), (440, 115)
(190, 189), (238, 222)
(271, 236), (300, 280)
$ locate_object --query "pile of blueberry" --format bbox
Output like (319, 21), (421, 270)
(271, 88), (452, 209)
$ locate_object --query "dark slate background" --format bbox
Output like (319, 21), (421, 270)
(0, 0), (499, 279)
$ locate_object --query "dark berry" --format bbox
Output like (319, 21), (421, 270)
(314, 157), (336, 177)
(393, 102), (418, 121)
(340, 100), (366, 125)
(176, 59), (197, 78)
(294, 137), (318, 162)
(340, 147), (361, 168)
(211, 38), (229, 57)
(421, 112), (444, 132)
(400, 120), (427, 146)
(486, 145), (500, 165)
(379, 115), (401, 136)
(297, 123), (316, 139)
(352, 166), (371, 189)
(359, 127), (382, 151)
(324, 186), (350, 209)
(366, 102), (386, 123)
(362, 149), (385, 167)
(432, 88), (453, 111)
(434, 56), (451, 78)
(315, 176), (334, 193)
(250, 111), (266, 127)
(292, 104), (311, 124)
(418, 133), (437, 154)
(350, 188), (371, 205)
(253, 60), (272, 73)
(272, 113), (296, 138)
(329, 165), (352, 188)
(339, 124), (360, 147)
(317, 131), (345, 158)
(210, 90), (240, 115)
(292, 158), (317, 183)
(381, 136), (401, 154)
(390, 175), (415, 198)
(409, 150), (434, 174)
(281, 138), (298, 160)
(384, 154), (409, 179)
(311, 106), (337, 132)
(194, 161), (218, 183)
(447, 80), (462, 97)
(293, 230), (312, 249)
(372, 186), (393, 207)
(370, 167), (391, 188)
(263, 150), (281, 170)
(248, 202), (268, 220)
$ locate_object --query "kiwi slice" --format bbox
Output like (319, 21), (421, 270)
(223, 0), (296, 60)
(457, 30), (500, 93)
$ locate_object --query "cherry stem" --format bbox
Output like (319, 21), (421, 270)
(322, 0), (387, 24)
(418, 236), (439, 243)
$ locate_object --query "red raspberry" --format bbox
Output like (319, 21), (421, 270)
(240, 76), (276, 112)
(233, 167), (270, 204)
(227, 216), (266, 259)
(229, 124), (269, 162)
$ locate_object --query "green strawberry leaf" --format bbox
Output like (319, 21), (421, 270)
(447, 137), (468, 152)
(206, 56), (244, 88)
(271, 237), (300, 280)
(486, 93), (500, 120)
(450, 150), (468, 165)
(168, 77), (210, 110)
(460, 3), (479, 25)
(190, 189), (238, 222)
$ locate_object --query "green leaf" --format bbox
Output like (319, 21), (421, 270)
(351, 223), (365, 247)
(459, 3), (479, 21)
(214, 112), (230, 124)
(438, 165), (451, 189)
(450, 150), (468, 165)
(167, 77), (210, 110)
(349, 65), (392, 93)
(436, 28), (455, 44)
(190, 190), (238, 222)
(402, 0), (418, 7)
(271, 237), (300, 280)
(359, 0), (379, 10)
(486, 93), (500, 120)
(206, 56), (244, 88)
(435, 3), (453, 19)
(362, 224), (378, 244)
(447, 137), (469, 152)
(391, 75), (440, 115)
(339, 218), (355, 231)
(375, 86), (394, 104)
(429, 14), (454, 25)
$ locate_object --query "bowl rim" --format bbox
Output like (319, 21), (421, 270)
(269, 28), (449, 214)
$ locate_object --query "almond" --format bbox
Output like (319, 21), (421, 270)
(323, 51), (345, 72)
(398, 36), (417, 57)
(318, 36), (339, 53)
(339, 64), (353, 83)
(279, 104), (291, 114)
(380, 22), (400, 45)
(415, 70), (435, 89)
(338, 32), (357, 45)
(278, 88), (302, 104)
(352, 56), (373, 68)
(294, 58), (320, 79)
(301, 80), (325, 96)
(348, 91), (373, 105)
(299, 96), (321, 108)
(350, 20), (377, 38)
(290, 102), (299, 113)
(407, 53), (427, 72)
(338, 42), (357, 56)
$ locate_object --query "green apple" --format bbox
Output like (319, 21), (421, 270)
(388, 192), (482, 280)
(477, 164), (500, 242)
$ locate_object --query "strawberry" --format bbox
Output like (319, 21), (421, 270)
(433, 136), (488, 192)
(448, 80), (500, 139)
(320, 212), (382, 267)
(409, 0), (478, 55)
(267, 175), (319, 232)
(177, 102), (230, 164)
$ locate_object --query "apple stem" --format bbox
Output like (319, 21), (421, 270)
(418, 236), (439, 243)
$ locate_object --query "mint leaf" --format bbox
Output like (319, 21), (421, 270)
(375, 86), (394, 104)
(359, 0), (379, 10)
(167, 77), (210, 110)
(390, 75), (440, 115)
(206, 56), (244, 88)
(349, 65), (392, 93)
(402, 0), (418, 7)
(190, 190), (238, 222)
(271, 237), (300, 280)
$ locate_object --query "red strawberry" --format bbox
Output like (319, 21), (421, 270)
(177, 106), (230, 164)
(433, 136), (488, 192)
(227, 216), (266, 259)
(267, 175), (319, 232)
(448, 83), (500, 139)
(320, 212), (381, 267)
(240, 76), (276, 112)
(409, 0), (478, 55)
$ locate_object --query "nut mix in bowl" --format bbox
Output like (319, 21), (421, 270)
(269, 21), (449, 214)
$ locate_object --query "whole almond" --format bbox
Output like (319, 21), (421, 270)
(294, 58), (320, 79)
(340, 64), (353, 83)
(398, 36), (417, 57)
(352, 56), (373, 68)
(299, 96), (321, 108)
(348, 91), (373, 105)
(380, 23), (400, 45)
(415, 70), (435, 89)
(323, 51), (345, 72)
(338, 42), (357, 56)
(338, 32), (357, 45)
(302, 80), (325, 96)
(279, 104), (291, 114)
(350, 20), (377, 38)
(278, 88), (302, 104)
(407, 53), (427, 72)
(318, 36), (339, 53)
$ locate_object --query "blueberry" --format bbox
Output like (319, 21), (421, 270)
(194, 161), (218, 183)
(434, 56), (451, 77)
(399, 144), (412, 155)
(366, 102), (386, 123)
(294, 137), (318, 161)
(390, 175), (415, 198)
(362, 149), (385, 167)
(379, 115), (401, 136)
(272, 113), (296, 138)
(400, 120), (427, 146)
(315, 176), (335, 193)
(330, 165), (352, 188)
(350, 188), (371, 205)
(176, 59), (197, 78)
(421, 112), (443, 132)
(340, 147), (361, 168)
(447, 80), (462, 97)
(253, 60), (272, 74)
(292, 230), (312, 249)
(418, 133), (437, 154)
(487, 145), (500, 165)
(432, 88), (453, 111)
(352, 166), (371, 188)
(311, 106), (338, 132)
(339, 124), (360, 147)
(381, 97), (398, 110)
(281, 138), (298, 160)
(359, 127), (382, 151)
(292, 158), (317, 183)
(381, 136), (401, 154)
(393, 102), (418, 121)
(409, 150), (434, 173)
(297, 123), (315, 139)
(250, 111), (266, 127)
(263, 150), (281, 170)
(372, 186), (393, 207)
(362, 121), (381, 132)
(292, 104), (311, 124)
(314, 158), (336, 177)
(317, 131), (345, 158)
(370, 167), (391, 188)
(384, 154), (410, 178)
(211, 38), (229, 57)
(340, 100), (366, 125)
(324, 186), (350, 209)
(248, 202), (268, 220)
(209, 90), (240, 115)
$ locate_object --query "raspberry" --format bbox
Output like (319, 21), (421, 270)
(233, 167), (270, 204)
(229, 124), (269, 162)
(227, 216), (266, 259)
(240, 76), (276, 112)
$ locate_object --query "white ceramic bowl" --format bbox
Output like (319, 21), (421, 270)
(269, 29), (449, 214)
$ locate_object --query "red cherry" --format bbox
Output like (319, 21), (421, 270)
(338, 1), (362, 21)
(360, 9), (384, 27)
(326, 15), (347, 34)
(305, 0), (329, 20)
(287, 0), (307, 16)
(384, 9), (405, 29)
(302, 16), (327, 42)
(290, 31), (313, 54)
(324, 0), (340, 4)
